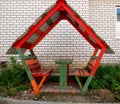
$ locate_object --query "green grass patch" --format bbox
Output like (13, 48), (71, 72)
(0, 56), (29, 96)
(89, 64), (120, 100)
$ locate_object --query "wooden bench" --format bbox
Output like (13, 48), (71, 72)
(74, 56), (97, 89)
(25, 58), (53, 90)
(74, 57), (97, 77)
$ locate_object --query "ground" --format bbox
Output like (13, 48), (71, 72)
(9, 88), (119, 103)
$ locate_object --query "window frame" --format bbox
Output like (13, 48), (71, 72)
(116, 7), (120, 39)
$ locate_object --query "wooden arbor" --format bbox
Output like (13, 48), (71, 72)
(7, 0), (114, 94)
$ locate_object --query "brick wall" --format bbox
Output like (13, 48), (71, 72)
(0, 0), (120, 72)
(89, 0), (120, 63)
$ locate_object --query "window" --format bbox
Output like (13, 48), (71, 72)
(116, 8), (120, 38)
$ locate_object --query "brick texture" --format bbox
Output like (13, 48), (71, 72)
(89, 0), (120, 63)
(0, 0), (120, 72)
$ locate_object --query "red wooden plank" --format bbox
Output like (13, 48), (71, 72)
(58, 6), (65, 11)
(35, 29), (43, 36)
(74, 69), (80, 76)
(15, 3), (61, 49)
(25, 59), (53, 77)
(25, 59), (39, 65)
(90, 48), (106, 76)
(32, 69), (52, 77)
(29, 16), (62, 50)
(80, 69), (89, 76)
(74, 69), (89, 76)
(13, 41), (32, 49)
(21, 42), (32, 49)
(27, 64), (40, 70)
(93, 48), (98, 56)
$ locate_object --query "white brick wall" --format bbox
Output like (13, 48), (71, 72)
(0, 0), (120, 70)
(89, 0), (120, 63)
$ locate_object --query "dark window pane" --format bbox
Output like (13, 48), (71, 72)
(117, 9), (120, 22)
(117, 8), (120, 13)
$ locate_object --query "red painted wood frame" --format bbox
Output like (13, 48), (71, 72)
(14, 2), (62, 49)
(61, 2), (108, 49)
(13, 0), (108, 52)
(66, 16), (107, 76)
(29, 17), (62, 50)
(13, 0), (108, 76)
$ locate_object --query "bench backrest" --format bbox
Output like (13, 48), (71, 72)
(87, 57), (97, 70)
(25, 59), (41, 73)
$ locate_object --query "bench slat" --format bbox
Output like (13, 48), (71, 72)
(32, 69), (53, 77)
(25, 59), (39, 65)
(74, 69), (89, 76)
(87, 59), (96, 70)
(74, 57), (97, 77)
(27, 64), (40, 72)
(25, 59), (53, 77)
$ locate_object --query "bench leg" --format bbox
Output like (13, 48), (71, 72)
(38, 76), (47, 89)
(44, 69), (53, 83)
(75, 76), (82, 89)
(81, 76), (93, 95)
(17, 48), (40, 94)
(30, 79), (40, 94)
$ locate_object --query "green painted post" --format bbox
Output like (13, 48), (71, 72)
(55, 59), (73, 89)
(17, 48), (34, 80)
(81, 76), (93, 95)
(17, 48), (39, 94)
(75, 76), (82, 89)
(59, 63), (67, 89)
(30, 50), (35, 56)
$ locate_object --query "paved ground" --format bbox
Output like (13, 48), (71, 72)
(0, 98), (85, 104)
(40, 82), (81, 94)
(0, 97), (119, 104)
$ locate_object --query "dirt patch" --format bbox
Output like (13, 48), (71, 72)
(89, 89), (116, 102)
(8, 89), (119, 103)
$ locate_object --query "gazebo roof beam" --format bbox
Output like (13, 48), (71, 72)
(66, 16), (99, 49)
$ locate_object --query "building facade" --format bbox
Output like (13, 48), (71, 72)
(0, 0), (120, 70)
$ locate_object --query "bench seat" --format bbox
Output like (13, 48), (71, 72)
(25, 58), (53, 93)
(32, 69), (53, 77)
(74, 69), (90, 76)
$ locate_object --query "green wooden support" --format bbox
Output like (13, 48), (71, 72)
(24, 50), (37, 60)
(55, 59), (73, 89)
(30, 50), (36, 56)
(17, 48), (40, 94)
(81, 76), (93, 95)
(24, 55), (37, 60)
(59, 63), (67, 89)
(75, 76), (82, 89)
(17, 48), (34, 80)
